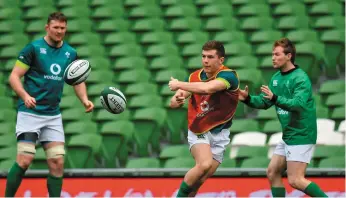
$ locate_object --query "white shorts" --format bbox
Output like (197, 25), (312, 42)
(273, 140), (314, 163)
(187, 129), (230, 163)
(16, 112), (65, 143)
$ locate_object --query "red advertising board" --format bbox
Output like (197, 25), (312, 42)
(0, 177), (344, 197)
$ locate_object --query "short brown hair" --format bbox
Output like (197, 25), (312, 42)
(202, 40), (225, 58)
(273, 38), (296, 63)
(47, 12), (67, 24)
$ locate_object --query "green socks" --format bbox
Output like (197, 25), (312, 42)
(304, 182), (328, 197)
(177, 181), (193, 197)
(47, 174), (63, 197)
(5, 162), (26, 197)
(271, 187), (286, 197)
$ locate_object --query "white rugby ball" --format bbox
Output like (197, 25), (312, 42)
(63, 59), (91, 85)
(100, 87), (127, 114)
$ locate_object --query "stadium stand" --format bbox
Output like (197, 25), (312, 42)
(0, 0), (344, 170)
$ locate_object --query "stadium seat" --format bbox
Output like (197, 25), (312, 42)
(60, 6), (91, 19)
(326, 93), (345, 112)
(61, 108), (93, 122)
(60, 95), (82, 110)
(0, 146), (16, 162)
(149, 56), (184, 73)
(159, 144), (190, 166)
(164, 157), (195, 168)
(116, 69), (151, 88)
(338, 120), (346, 133)
(164, 98), (187, 144)
(317, 130), (344, 145)
(112, 57), (148, 73)
(104, 32), (137, 46)
(258, 56), (278, 84)
(224, 42), (252, 56)
(75, 45), (106, 58)
(141, 31), (174, 45)
(109, 43), (143, 58)
(176, 31), (209, 45)
(331, 106), (345, 127)
(0, 122), (15, 135)
(309, 1), (343, 19)
(128, 5), (162, 19)
(285, 30), (319, 43)
(277, 16), (310, 33)
(273, 2), (307, 17)
(22, 0), (54, 9)
(0, 34), (29, 46)
(225, 56), (259, 70)
(200, 3), (233, 18)
(96, 19), (130, 32)
(160, 0), (194, 7)
(230, 132), (267, 159)
(312, 145), (344, 167)
(56, 0), (89, 8)
(132, 107), (167, 156)
(240, 17), (274, 35)
(100, 120), (134, 167)
(182, 43), (203, 58)
(91, 5), (125, 20)
(0, 109), (16, 123)
(321, 29), (345, 77)
(164, 5), (197, 18)
(132, 18), (166, 32)
(313, 16), (345, 32)
(262, 120), (282, 141)
(229, 119), (259, 136)
(317, 119), (336, 134)
(0, 159), (15, 171)
(64, 121), (98, 144)
(68, 33), (101, 46)
(0, 45), (23, 59)
(125, 83), (159, 98)
(319, 80), (345, 104)
(146, 44), (180, 58)
(128, 94), (163, 111)
(67, 133), (102, 168)
(23, 7), (56, 20)
(236, 69), (263, 94)
(241, 157), (270, 168)
(86, 70), (114, 84)
(65, 19), (93, 33)
(0, 20), (25, 33)
(155, 69), (188, 89)
(219, 158), (237, 168)
(0, 96), (14, 110)
(94, 109), (131, 123)
(318, 157), (345, 168)
(213, 30), (246, 44)
(124, 0), (157, 7)
(250, 30), (283, 45)
(0, 134), (16, 149)
(31, 147), (48, 169)
(204, 17), (238, 32)
(126, 157), (160, 168)
(232, 146), (268, 161)
(236, 4), (271, 18)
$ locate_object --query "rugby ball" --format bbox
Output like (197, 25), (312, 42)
(100, 87), (127, 114)
(63, 59), (91, 85)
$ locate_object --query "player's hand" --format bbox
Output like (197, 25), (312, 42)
(175, 92), (185, 105)
(261, 85), (273, 100)
(82, 100), (94, 113)
(24, 95), (36, 108)
(238, 85), (249, 101)
(169, 77), (180, 91)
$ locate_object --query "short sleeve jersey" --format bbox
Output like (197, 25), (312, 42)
(16, 38), (77, 116)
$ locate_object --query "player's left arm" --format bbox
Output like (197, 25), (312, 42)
(169, 71), (238, 94)
(262, 76), (311, 112)
(73, 82), (94, 113)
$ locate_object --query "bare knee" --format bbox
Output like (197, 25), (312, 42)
(47, 157), (64, 177)
(16, 154), (34, 169)
(266, 166), (282, 182)
(195, 160), (213, 174)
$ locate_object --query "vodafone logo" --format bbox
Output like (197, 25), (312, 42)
(50, 63), (61, 75)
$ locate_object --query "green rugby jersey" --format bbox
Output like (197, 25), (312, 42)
(244, 66), (317, 145)
(16, 37), (77, 116)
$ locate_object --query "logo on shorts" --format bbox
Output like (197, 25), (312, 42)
(197, 134), (205, 139)
(287, 151), (291, 158)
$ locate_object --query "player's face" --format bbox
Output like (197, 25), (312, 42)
(202, 50), (224, 75)
(272, 46), (291, 69)
(45, 20), (67, 43)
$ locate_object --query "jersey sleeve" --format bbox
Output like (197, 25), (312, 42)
(215, 70), (239, 90)
(16, 44), (35, 69)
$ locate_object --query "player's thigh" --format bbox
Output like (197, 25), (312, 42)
(209, 129), (230, 163)
(285, 144), (313, 178)
(39, 114), (65, 143)
(188, 131), (213, 164)
(267, 154), (287, 176)
(15, 112), (44, 139)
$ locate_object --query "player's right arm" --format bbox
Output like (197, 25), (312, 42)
(239, 85), (274, 110)
(9, 44), (36, 108)
(170, 89), (191, 109)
